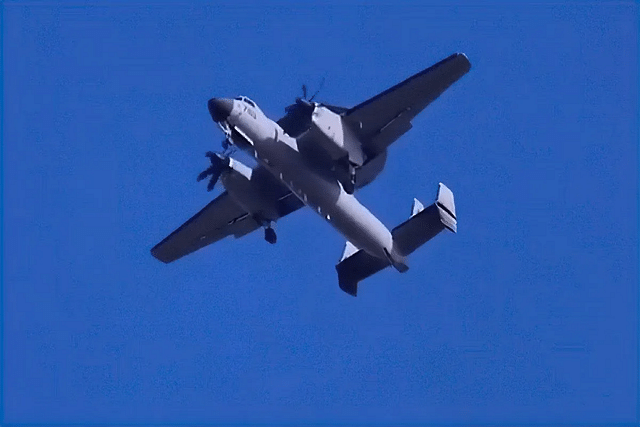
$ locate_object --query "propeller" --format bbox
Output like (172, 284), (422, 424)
(197, 149), (229, 191)
(284, 78), (346, 118)
(307, 77), (324, 102)
(289, 78), (326, 110)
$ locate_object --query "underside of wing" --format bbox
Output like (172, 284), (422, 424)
(151, 157), (306, 264)
(344, 53), (471, 155)
(151, 191), (260, 264)
(152, 188), (305, 264)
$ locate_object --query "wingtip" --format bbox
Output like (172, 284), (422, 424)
(150, 247), (172, 264)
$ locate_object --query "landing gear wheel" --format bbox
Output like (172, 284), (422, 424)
(343, 168), (356, 195)
(344, 160), (357, 194)
(265, 227), (277, 244)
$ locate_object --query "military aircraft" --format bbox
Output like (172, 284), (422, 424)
(151, 52), (471, 296)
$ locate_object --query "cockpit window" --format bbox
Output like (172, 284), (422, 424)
(234, 96), (256, 108)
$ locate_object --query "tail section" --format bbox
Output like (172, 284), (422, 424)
(392, 183), (456, 257)
(335, 183), (456, 296)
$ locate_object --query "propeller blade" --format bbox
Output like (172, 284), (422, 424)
(197, 165), (215, 182)
(207, 167), (223, 191)
(309, 77), (325, 102)
(199, 150), (229, 190)
(302, 84), (308, 100)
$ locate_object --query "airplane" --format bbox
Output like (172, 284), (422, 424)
(151, 52), (471, 296)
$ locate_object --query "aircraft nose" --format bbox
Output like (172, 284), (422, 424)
(208, 98), (234, 123)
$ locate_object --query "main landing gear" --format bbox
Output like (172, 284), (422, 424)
(333, 157), (358, 195)
(347, 165), (357, 194)
(255, 216), (277, 244)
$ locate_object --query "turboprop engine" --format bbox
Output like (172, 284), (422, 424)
(309, 105), (364, 166)
(296, 105), (367, 194)
(197, 153), (294, 244)
(219, 158), (292, 230)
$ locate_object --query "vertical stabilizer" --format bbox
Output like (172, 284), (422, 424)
(411, 198), (425, 217)
(341, 241), (359, 262)
(435, 182), (456, 233)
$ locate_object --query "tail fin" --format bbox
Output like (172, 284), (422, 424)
(411, 198), (425, 216)
(340, 241), (359, 262)
(335, 183), (457, 296)
(435, 182), (456, 233)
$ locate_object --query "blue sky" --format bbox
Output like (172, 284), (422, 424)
(2, 2), (638, 425)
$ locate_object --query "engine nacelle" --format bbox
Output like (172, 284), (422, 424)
(309, 106), (365, 166)
(220, 158), (287, 223)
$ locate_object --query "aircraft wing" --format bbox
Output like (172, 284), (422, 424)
(151, 190), (303, 263)
(344, 52), (471, 155)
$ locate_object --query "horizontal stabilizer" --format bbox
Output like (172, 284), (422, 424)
(392, 183), (457, 257)
(336, 249), (389, 296)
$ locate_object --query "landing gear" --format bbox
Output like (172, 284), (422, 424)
(255, 216), (278, 244)
(348, 165), (357, 193)
(342, 164), (357, 194)
(264, 227), (277, 244)
(334, 156), (358, 194)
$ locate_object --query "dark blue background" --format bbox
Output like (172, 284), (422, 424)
(3, 2), (637, 425)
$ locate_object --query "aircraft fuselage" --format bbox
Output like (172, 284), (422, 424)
(217, 97), (405, 265)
